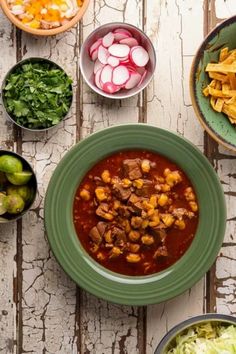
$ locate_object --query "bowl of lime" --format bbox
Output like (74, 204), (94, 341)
(0, 150), (37, 222)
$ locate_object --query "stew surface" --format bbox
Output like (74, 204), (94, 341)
(73, 150), (199, 276)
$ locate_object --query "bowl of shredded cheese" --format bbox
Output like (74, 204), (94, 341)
(1, 0), (90, 36)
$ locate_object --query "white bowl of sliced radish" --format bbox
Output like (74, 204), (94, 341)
(80, 22), (156, 98)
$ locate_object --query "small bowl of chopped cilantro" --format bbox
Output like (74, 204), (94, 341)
(1, 58), (73, 131)
(155, 313), (236, 354)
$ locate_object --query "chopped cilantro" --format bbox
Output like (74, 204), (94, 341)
(3, 60), (73, 129)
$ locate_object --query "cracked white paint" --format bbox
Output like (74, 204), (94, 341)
(0, 17), (17, 354)
(1, 0), (236, 353)
(19, 28), (78, 354)
(215, 0), (236, 19)
(145, 0), (204, 148)
(145, 1), (205, 352)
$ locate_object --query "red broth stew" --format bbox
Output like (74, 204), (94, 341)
(73, 150), (199, 276)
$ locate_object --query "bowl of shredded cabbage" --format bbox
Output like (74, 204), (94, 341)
(155, 313), (236, 354)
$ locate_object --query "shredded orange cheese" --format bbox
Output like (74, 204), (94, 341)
(7, 0), (84, 29)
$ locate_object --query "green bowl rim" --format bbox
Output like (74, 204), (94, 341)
(44, 123), (226, 305)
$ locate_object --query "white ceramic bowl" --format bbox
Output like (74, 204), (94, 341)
(80, 22), (156, 99)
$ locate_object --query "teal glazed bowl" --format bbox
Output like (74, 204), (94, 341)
(44, 124), (226, 305)
(190, 15), (236, 152)
(155, 313), (236, 353)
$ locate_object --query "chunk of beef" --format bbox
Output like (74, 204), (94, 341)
(113, 181), (131, 201)
(153, 245), (168, 259)
(96, 203), (114, 220)
(123, 159), (142, 180)
(110, 225), (127, 246)
(149, 226), (167, 244)
(89, 222), (107, 245)
(135, 179), (153, 197)
(117, 205), (131, 218)
(89, 226), (102, 245)
(94, 176), (103, 186)
(128, 193), (145, 215)
(97, 221), (107, 235)
(172, 208), (194, 219)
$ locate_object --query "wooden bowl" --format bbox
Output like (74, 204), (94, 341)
(0, 0), (90, 36)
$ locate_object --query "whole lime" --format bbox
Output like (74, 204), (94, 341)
(0, 192), (7, 215)
(0, 155), (23, 174)
(3, 194), (25, 214)
(6, 171), (32, 186)
(7, 185), (32, 202)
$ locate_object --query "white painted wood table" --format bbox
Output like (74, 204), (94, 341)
(0, 1), (236, 353)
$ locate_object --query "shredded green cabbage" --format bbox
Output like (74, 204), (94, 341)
(165, 322), (236, 354)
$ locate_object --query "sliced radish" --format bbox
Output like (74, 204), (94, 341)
(113, 28), (132, 37)
(107, 56), (120, 67)
(137, 70), (147, 87)
(112, 65), (130, 86)
(119, 37), (139, 48)
(102, 32), (114, 48)
(119, 55), (129, 62)
(91, 49), (98, 61)
(89, 38), (102, 56)
(113, 32), (130, 41)
(100, 65), (113, 84)
(108, 44), (130, 58)
(125, 72), (142, 89)
(102, 82), (121, 94)
(98, 45), (109, 65)
(95, 68), (103, 90)
(136, 66), (146, 75)
(125, 64), (137, 72)
(94, 59), (104, 74)
(130, 46), (149, 67)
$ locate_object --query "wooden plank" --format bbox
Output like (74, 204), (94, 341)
(205, 0), (236, 315)
(18, 28), (79, 353)
(0, 16), (17, 354)
(79, 1), (144, 353)
(145, 1), (206, 352)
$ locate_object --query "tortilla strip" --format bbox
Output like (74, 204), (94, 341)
(222, 50), (236, 64)
(206, 63), (236, 73)
(222, 104), (236, 119)
(208, 87), (236, 98)
(209, 71), (228, 82)
(228, 72), (236, 90)
(228, 116), (236, 124)
(214, 98), (224, 112)
(219, 47), (229, 62)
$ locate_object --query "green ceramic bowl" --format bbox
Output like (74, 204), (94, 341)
(44, 124), (226, 305)
(190, 15), (236, 152)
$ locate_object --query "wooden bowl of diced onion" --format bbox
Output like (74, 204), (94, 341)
(1, 0), (90, 36)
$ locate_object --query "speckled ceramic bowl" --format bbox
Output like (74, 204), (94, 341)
(155, 313), (236, 353)
(44, 124), (226, 305)
(1, 0), (90, 36)
(190, 15), (236, 152)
